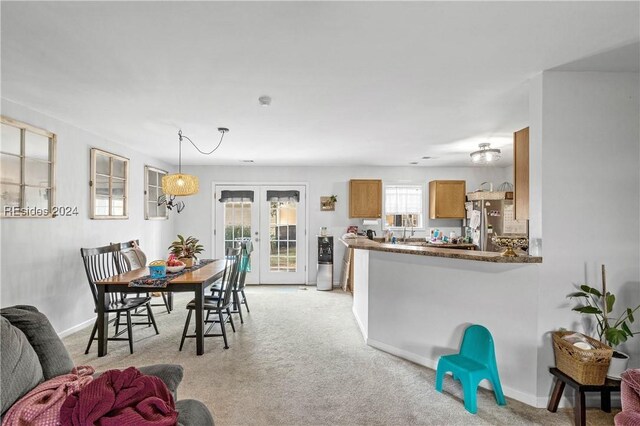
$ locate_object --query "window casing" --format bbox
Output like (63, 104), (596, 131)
(384, 184), (424, 229)
(90, 148), (129, 219)
(0, 116), (56, 218)
(145, 165), (168, 220)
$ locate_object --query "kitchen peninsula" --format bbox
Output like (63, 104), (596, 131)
(341, 237), (543, 406)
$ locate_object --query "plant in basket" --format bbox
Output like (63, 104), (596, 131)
(168, 235), (204, 268)
(567, 264), (639, 380)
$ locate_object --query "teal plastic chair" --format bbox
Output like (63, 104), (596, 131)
(435, 324), (506, 414)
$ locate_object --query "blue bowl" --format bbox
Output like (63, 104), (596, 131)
(149, 265), (166, 279)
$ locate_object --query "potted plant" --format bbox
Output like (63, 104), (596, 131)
(168, 235), (204, 268)
(568, 265), (639, 379)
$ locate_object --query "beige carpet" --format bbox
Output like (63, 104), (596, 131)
(63, 286), (617, 425)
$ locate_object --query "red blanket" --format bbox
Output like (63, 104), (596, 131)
(60, 367), (178, 426)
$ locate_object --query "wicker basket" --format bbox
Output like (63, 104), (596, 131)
(552, 331), (613, 385)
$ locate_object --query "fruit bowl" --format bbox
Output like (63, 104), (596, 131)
(166, 263), (186, 273)
(491, 235), (529, 257)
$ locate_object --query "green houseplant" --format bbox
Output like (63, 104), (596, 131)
(568, 265), (639, 379)
(168, 235), (204, 267)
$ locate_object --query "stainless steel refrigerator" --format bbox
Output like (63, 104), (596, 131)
(466, 198), (528, 252)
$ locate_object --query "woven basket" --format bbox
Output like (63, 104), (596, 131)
(552, 331), (613, 385)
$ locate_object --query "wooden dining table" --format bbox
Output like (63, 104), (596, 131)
(96, 259), (226, 356)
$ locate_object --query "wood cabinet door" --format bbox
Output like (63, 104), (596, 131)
(429, 180), (466, 219)
(514, 127), (529, 220)
(349, 179), (382, 218)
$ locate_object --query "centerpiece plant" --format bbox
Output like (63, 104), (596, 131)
(168, 235), (204, 267)
(567, 264), (639, 378)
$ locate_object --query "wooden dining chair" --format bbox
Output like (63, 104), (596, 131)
(113, 240), (172, 314)
(179, 247), (241, 350)
(210, 240), (251, 323)
(80, 244), (159, 354)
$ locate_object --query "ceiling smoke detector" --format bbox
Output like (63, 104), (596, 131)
(258, 96), (272, 107)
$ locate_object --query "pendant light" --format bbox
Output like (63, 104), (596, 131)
(162, 127), (229, 196)
(470, 143), (501, 164)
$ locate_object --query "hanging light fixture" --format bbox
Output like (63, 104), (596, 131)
(162, 127), (229, 196)
(470, 143), (501, 164)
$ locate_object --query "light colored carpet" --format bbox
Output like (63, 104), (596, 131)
(63, 286), (617, 425)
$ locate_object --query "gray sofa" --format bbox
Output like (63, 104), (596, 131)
(0, 305), (213, 425)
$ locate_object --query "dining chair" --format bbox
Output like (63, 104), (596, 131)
(80, 244), (159, 354)
(113, 240), (172, 314)
(210, 240), (251, 323)
(179, 247), (241, 351)
(435, 324), (506, 414)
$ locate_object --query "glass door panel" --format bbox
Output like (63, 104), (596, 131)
(215, 185), (260, 284)
(259, 186), (306, 284)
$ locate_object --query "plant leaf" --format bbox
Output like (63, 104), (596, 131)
(580, 285), (601, 297)
(622, 321), (633, 337)
(573, 306), (602, 314)
(606, 293), (615, 313)
(605, 328), (627, 346)
(567, 291), (588, 298)
(628, 308), (635, 323)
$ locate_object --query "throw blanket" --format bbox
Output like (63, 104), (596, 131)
(616, 369), (640, 426)
(60, 366), (177, 426)
(1, 366), (94, 426)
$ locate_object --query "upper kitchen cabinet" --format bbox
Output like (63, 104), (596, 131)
(514, 127), (529, 220)
(349, 179), (382, 218)
(429, 180), (466, 219)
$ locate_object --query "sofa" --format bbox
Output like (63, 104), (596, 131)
(0, 305), (214, 425)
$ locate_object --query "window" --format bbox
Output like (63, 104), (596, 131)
(144, 165), (168, 220)
(0, 116), (56, 218)
(384, 184), (423, 228)
(90, 148), (128, 219)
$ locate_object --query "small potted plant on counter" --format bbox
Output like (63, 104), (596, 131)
(568, 264), (639, 379)
(168, 235), (204, 268)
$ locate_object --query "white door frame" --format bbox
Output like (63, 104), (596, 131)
(212, 181), (310, 285)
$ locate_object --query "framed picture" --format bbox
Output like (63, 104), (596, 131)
(320, 196), (336, 211)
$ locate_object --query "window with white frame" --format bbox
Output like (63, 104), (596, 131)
(0, 116), (56, 218)
(144, 165), (168, 220)
(90, 148), (129, 219)
(384, 184), (423, 228)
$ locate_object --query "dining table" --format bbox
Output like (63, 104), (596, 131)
(96, 259), (226, 356)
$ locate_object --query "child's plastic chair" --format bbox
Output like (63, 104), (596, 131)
(435, 324), (506, 414)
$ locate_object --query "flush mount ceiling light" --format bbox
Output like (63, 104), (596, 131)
(470, 143), (501, 164)
(162, 127), (229, 197)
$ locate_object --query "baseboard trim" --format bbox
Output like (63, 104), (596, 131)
(366, 338), (540, 408)
(57, 316), (95, 338)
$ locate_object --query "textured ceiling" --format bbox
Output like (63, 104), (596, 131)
(1, 1), (638, 167)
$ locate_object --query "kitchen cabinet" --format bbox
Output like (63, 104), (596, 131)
(349, 179), (382, 218)
(429, 180), (466, 219)
(514, 127), (529, 220)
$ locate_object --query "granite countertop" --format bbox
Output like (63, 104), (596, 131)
(340, 237), (542, 264)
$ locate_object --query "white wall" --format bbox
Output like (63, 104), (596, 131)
(174, 165), (511, 284)
(365, 251), (540, 406)
(530, 71), (640, 403)
(0, 99), (176, 334)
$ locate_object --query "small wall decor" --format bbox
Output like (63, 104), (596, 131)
(320, 195), (337, 211)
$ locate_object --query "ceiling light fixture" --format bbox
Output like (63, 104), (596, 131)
(470, 143), (501, 164)
(162, 127), (229, 197)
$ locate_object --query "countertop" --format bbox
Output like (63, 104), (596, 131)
(340, 237), (542, 263)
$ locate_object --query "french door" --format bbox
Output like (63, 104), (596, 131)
(214, 185), (307, 284)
